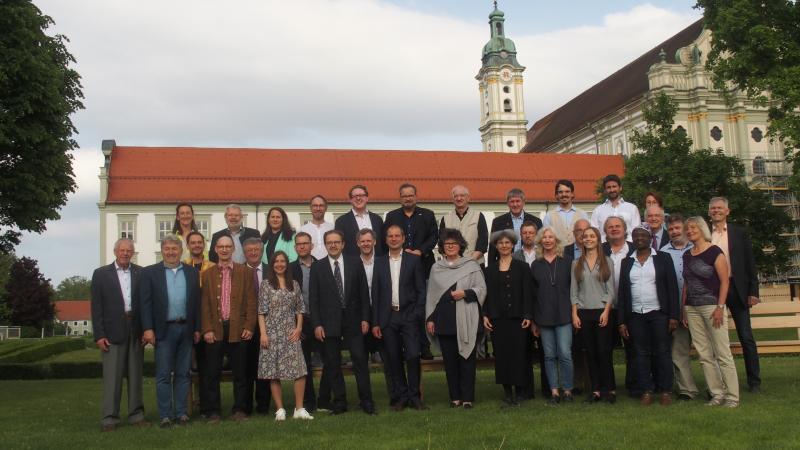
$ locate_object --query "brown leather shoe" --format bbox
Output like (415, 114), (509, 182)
(640, 392), (653, 406)
(660, 393), (673, 406)
(131, 420), (151, 428)
(232, 411), (249, 422)
(207, 414), (222, 424)
(101, 424), (116, 432)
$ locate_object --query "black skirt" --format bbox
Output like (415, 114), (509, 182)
(492, 317), (531, 386)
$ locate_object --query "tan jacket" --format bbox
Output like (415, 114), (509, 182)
(201, 263), (256, 342)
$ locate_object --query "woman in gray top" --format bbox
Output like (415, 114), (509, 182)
(570, 226), (616, 403)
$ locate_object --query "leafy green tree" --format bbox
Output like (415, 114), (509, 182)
(624, 92), (791, 276)
(5, 257), (54, 327)
(54, 275), (91, 300)
(0, 252), (16, 323)
(0, 1), (84, 253)
(697, 0), (800, 192)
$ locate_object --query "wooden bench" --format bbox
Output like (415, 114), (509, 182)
(728, 301), (800, 354)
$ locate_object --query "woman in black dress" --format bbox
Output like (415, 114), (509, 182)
(483, 230), (532, 406)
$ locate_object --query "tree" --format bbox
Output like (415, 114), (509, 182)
(624, 92), (791, 276)
(0, 252), (16, 323)
(54, 275), (91, 300)
(0, 1), (84, 253)
(697, 1), (800, 192)
(4, 257), (54, 327)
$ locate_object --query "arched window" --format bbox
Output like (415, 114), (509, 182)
(502, 86), (510, 93)
(710, 126), (722, 142)
(503, 99), (512, 112)
(753, 156), (766, 175)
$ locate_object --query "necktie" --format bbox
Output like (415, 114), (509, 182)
(334, 260), (345, 308)
(253, 267), (260, 296)
(652, 232), (658, 250)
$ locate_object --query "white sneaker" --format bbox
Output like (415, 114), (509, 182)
(293, 408), (314, 420)
(274, 408), (286, 421)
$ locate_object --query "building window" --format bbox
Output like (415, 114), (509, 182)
(503, 99), (512, 113)
(502, 86), (510, 93)
(118, 215), (137, 241)
(74, 321), (78, 326)
(751, 127), (764, 143)
(195, 216), (211, 240)
(506, 140), (514, 148)
(753, 156), (766, 175)
(710, 126), (722, 142)
(156, 216), (172, 240)
(83, 321), (87, 326)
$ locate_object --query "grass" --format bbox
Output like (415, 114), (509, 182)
(1, 356), (798, 449)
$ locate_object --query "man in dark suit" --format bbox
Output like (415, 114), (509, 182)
(489, 188), (543, 267)
(617, 227), (680, 406)
(91, 237), (148, 431)
(709, 197), (761, 392)
(243, 237), (271, 415)
(383, 183), (438, 360)
(141, 234), (201, 427)
(645, 206), (669, 250)
(371, 224), (427, 411)
(209, 204), (261, 263)
(335, 184), (385, 257)
(563, 218), (591, 264)
(309, 229), (376, 415)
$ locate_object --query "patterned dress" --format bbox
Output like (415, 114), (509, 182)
(257, 280), (307, 380)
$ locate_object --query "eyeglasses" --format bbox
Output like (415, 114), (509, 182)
(325, 241), (343, 246)
(295, 242), (311, 246)
(350, 194), (367, 199)
(443, 242), (459, 247)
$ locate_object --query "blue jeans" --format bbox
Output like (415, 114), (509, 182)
(154, 323), (193, 419)
(539, 323), (574, 391)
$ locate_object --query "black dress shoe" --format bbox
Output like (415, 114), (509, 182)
(583, 393), (601, 404)
(420, 347), (434, 360)
(363, 407), (378, 416)
(502, 397), (518, 407)
(749, 385), (762, 394)
(392, 399), (407, 412)
(330, 408), (346, 415)
(677, 393), (693, 401)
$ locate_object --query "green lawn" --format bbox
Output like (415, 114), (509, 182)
(1, 356), (798, 449)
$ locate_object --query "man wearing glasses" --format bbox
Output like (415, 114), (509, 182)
(309, 230), (376, 415)
(335, 184), (385, 257)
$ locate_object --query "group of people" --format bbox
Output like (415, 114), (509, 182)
(90, 175), (762, 431)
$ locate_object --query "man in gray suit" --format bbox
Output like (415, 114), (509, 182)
(91, 237), (148, 431)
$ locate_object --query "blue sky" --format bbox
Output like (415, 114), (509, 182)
(18, 0), (702, 285)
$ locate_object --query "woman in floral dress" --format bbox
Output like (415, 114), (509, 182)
(258, 251), (313, 421)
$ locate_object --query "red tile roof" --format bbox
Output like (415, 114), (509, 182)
(521, 19), (704, 153)
(53, 301), (91, 322)
(105, 146), (624, 204)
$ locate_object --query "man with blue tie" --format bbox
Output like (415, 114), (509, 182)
(141, 234), (201, 427)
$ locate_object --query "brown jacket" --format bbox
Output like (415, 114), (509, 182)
(201, 263), (257, 343)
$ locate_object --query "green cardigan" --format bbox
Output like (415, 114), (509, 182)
(261, 233), (298, 264)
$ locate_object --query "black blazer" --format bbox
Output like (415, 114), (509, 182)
(563, 243), (578, 264)
(726, 223), (759, 306)
(602, 241), (635, 257)
(616, 251), (680, 325)
(139, 263), (201, 341)
(652, 228), (669, 250)
(371, 253), (426, 329)
(488, 212), (543, 266)
(289, 257), (316, 287)
(482, 258), (533, 320)
(209, 226), (261, 263)
(90, 263), (143, 343)
(335, 211), (385, 257)
(383, 207), (438, 274)
(309, 255), (371, 337)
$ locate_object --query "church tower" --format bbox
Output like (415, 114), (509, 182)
(476, 3), (527, 153)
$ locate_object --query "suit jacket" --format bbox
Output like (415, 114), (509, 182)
(371, 253), (426, 329)
(208, 226), (261, 263)
(602, 241), (635, 257)
(139, 262), (201, 341)
(383, 207), (439, 274)
(335, 211), (386, 257)
(616, 251), (680, 325)
(91, 262), (143, 343)
(651, 228), (669, 251)
(289, 257), (317, 287)
(488, 211), (543, 266)
(482, 258), (534, 320)
(200, 263), (257, 342)
(309, 255), (371, 337)
(563, 243), (579, 264)
(726, 223), (760, 306)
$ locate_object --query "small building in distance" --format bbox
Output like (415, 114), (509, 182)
(53, 301), (92, 336)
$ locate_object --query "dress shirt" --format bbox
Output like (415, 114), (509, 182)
(609, 242), (630, 293)
(300, 221), (334, 260)
(521, 247), (536, 265)
(164, 264), (187, 321)
(389, 253), (402, 308)
(511, 211), (525, 251)
(591, 197), (641, 240)
(543, 205), (584, 228)
(629, 249), (660, 313)
(229, 228), (245, 264)
(218, 262), (233, 321)
(710, 224), (731, 274)
(361, 254), (374, 303)
(573, 245), (582, 260)
(352, 209), (373, 230)
(328, 255), (345, 294)
(660, 240), (693, 301)
(115, 262), (132, 312)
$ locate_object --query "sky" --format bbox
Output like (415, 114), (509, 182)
(18, 0), (701, 286)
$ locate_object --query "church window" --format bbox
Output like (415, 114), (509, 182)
(506, 140), (514, 148)
(496, 23), (503, 36)
(751, 127), (763, 143)
(753, 156), (766, 175)
(710, 126), (722, 142)
(503, 86), (510, 93)
(503, 99), (512, 112)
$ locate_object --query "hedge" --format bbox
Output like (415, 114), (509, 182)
(0, 339), (86, 364)
(0, 361), (156, 380)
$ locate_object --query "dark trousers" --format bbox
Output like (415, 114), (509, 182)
(572, 338), (590, 393)
(193, 341), (208, 414)
(321, 322), (374, 411)
(382, 309), (421, 402)
(612, 312), (637, 392)
(245, 326), (271, 414)
(438, 334), (476, 402)
(577, 309), (615, 393)
(365, 332), (395, 404)
(628, 311), (673, 393)
(204, 323), (249, 415)
(728, 286), (761, 388)
(300, 319), (317, 411)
